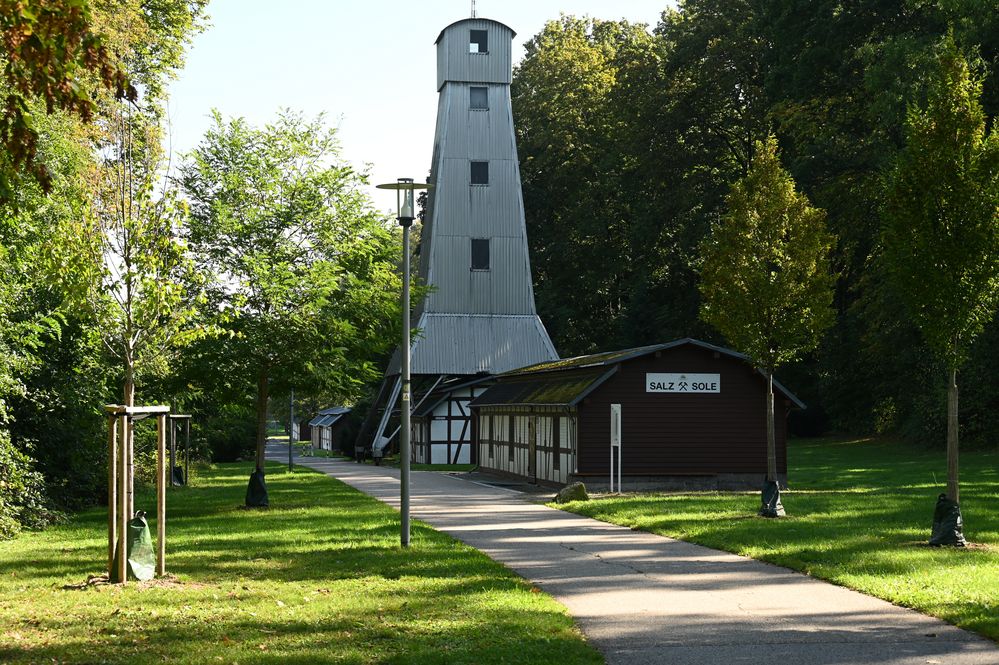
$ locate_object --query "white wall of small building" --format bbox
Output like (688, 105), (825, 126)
(477, 407), (576, 485)
(310, 425), (333, 451)
(413, 385), (488, 465)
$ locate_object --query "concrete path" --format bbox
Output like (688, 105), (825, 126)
(267, 446), (999, 665)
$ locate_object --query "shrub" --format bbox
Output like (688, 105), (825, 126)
(0, 430), (59, 540)
(198, 405), (256, 463)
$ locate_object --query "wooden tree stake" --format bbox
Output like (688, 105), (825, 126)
(107, 415), (118, 577)
(157, 414), (167, 576)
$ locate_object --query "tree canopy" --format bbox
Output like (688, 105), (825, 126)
(179, 110), (404, 472)
(700, 136), (836, 373)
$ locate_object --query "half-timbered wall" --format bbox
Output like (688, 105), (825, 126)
(413, 385), (489, 464)
(476, 407), (577, 484)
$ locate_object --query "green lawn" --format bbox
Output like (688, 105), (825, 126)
(0, 463), (600, 664)
(557, 437), (999, 641)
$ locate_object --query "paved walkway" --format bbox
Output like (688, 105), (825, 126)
(267, 446), (999, 664)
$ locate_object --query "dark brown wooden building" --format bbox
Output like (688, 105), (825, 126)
(309, 407), (351, 452)
(469, 338), (803, 489)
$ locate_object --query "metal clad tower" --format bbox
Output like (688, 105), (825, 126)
(369, 18), (557, 464)
(411, 18), (557, 375)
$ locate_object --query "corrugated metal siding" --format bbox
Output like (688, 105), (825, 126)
(435, 85), (517, 157)
(424, 235), (535, 315)
(405, 313), (557, 375)
(402, 17), (556, 378)
(437, 20), (513, 91)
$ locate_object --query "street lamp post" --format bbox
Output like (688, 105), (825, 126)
(288, 386), (294, 473)
(376, 177), (430, 548)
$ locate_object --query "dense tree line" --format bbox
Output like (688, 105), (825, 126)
(513, 2), (999, 444)
(0, 1), (404, 536)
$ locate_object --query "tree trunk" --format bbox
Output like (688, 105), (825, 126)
(765, 370), (777, 483)
(123, 356), (135, 407)
(124, 361), (135, 518)
(255, 370), (269, 472)
(946, 365), (959, 504)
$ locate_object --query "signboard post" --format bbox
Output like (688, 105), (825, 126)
(610, 403), (622, 493)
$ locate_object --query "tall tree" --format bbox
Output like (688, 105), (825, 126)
(49, 0), (208, 407)
(0, 0), (208, 523)
(699, 135), (836, 515)
(882, 37), (999, 508)
(513, 16), (657, 354)
(180, 110), (403, 492)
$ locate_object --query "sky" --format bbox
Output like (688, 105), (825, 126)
(165, 0), (672, 215)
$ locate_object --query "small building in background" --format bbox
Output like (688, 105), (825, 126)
(291, 419), (311, 443)
(309, 407), (351, 452)
(469, 338), (803, 489)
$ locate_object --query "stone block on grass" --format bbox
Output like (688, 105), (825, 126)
(555, 482), (589, 504)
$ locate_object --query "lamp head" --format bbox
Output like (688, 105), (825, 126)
(376, 178), (432, 228)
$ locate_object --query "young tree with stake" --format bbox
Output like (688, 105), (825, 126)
(700, 135), (836, 517)
(883, 36), (999, 542)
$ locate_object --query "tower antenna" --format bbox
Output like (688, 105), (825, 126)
(471, 0), (476, 18)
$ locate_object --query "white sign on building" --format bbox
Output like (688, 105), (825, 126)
(646, 373), (720, 393)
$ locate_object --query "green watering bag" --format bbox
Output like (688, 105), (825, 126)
(111, 510), (156, 582)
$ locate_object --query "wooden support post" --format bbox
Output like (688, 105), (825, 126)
(126, 416), (134, 518)
(117, 415), (128, 583)
(107, 415), (118, 577)
(184, 419), (190, 485)
(156, 414), (167, 577)
(169, 418), (177, 486)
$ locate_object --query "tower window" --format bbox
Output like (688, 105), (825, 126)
(470, 30), (488, 54)
(470, 86), (488, 110)
(470, 161), (489, 185)
(471, 238), (490, 270)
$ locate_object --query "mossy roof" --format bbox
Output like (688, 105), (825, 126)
(469, 367), (618, 408)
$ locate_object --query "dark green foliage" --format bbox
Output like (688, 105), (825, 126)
(513, 1), (999, 443)
(883, 37), (999, 370)
(180, 110), (407, 472)
(699, 136), (836, 373)
(0, 0), (132, 200)
(0, 0), (208, 526)
(0, 431), (57, 540)
(198, 406), (257, 463)
(882, 36), (999, 502)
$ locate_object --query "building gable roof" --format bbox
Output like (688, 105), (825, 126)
(414, 375), (494, 418)
(308, 406), (351, 428)
(485, 338), (805, 409)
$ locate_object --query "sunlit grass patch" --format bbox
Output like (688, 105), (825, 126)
(0, 462), (601, 664)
